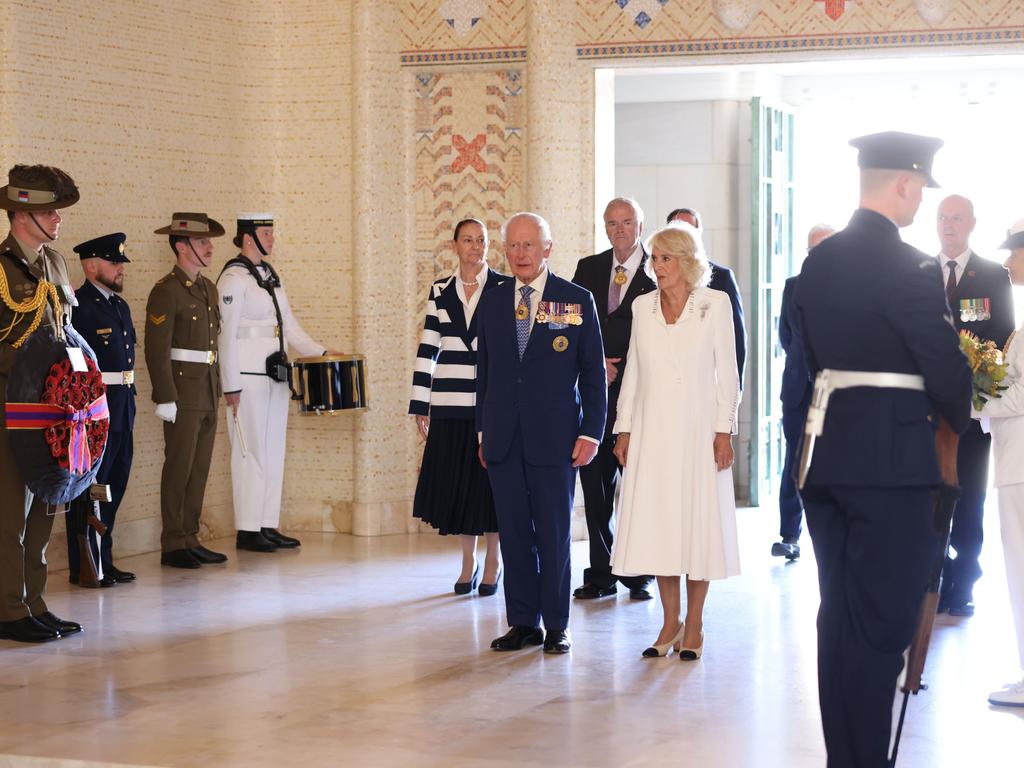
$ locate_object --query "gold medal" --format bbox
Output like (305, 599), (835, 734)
(515, 303), (529, 321)
(536, 312), (548, 323)
(569, 314), (583, 326)
(553, 335), (569, 352)
(614, 270), (627, 285)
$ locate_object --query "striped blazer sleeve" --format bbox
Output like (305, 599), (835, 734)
(409, 280), (445, 415)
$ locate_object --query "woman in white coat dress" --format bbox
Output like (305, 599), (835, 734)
(218, 214), (330, 552)
(611, 222), (740, 660)
(976, 220), (1024, 707)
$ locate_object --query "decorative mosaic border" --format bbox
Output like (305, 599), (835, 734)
(401, 47), (527, 66)
(578, 27), (1024, 59)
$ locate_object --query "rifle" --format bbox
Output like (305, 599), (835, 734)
(889, 417), (960, 767)
(68, 484), (110, 588)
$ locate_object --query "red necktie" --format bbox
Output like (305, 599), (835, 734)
(945, 261), (957, 307)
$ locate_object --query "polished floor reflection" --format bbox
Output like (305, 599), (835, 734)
(0, 507), (1020, 767)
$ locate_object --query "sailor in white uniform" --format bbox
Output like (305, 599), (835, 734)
(217, 214), (327, 552)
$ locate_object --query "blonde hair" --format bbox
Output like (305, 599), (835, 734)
(645, 222), (710, 288)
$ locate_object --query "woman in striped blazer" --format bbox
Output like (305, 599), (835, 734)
(409, 218), (509, 595)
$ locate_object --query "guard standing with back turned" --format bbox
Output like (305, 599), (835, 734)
(795, 132), (971, 767)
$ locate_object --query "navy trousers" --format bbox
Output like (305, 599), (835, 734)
(487, 428), (575, 631)
(67, 429), (133, 573)
(779, 407), (806, 540)
(578, 436), (650, 590)
(802, 484), (937, 768)
(945, 420), (990, 601)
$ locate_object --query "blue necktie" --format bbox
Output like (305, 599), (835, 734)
(516, 285), (533, 359)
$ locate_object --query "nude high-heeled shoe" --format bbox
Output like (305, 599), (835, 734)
(642, 623), (686, 658)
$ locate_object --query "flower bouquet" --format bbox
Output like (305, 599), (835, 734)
(959, 330), (1009, 411)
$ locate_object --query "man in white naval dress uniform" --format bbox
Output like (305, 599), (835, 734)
(217, 214), (328, 552)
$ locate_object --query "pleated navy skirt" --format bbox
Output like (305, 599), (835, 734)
(413, 418), (498, 535)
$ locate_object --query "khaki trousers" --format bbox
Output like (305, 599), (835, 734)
(160, 408), (217, 552)
(0, 373), (55, 621)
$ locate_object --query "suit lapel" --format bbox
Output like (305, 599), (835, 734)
(593, 251), (613, 318)
(616, 246), (653, 310)
(953, 252), (982, 302)
(522, 275), (560, 362)
(437, 277), (471, 346)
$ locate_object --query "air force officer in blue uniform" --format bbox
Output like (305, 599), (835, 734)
(476, 212), (607, 654)
(66, 233), (137, 586)
(795, 133), (971, 767)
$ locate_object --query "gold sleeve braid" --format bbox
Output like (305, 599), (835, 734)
(0, 265), (65, 348)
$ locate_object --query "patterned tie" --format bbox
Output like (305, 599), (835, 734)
(516, 285), (533, 359)
(945, 261), (958, 307)
(608, 266), (626, 315)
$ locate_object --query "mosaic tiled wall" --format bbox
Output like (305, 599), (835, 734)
(400, 1), (1024, 64)
(413, 70), (523, 299)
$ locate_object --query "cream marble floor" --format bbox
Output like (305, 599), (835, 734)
(0, 506), (1021, 768)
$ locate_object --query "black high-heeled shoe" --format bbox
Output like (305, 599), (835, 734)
(454, 563), (480, 595)
(479, 567), (502, 596)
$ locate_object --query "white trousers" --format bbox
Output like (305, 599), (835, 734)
(226, 374), (290, 531)
(997, 483), (1024, 671)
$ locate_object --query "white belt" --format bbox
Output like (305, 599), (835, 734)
(798, 369), (926, 488)
(101, 370), (135, 386)
(237, 325), (280, 339)
(170, 348), (217, 365)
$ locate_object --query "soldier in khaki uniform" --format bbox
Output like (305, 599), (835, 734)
(0, 165), (84, 643)
(145, 213), (226, 569)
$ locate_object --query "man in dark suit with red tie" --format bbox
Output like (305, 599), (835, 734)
(571, 197), (656, 601)
(476, 212), (607, 654)
(936, 194), (1015, 616)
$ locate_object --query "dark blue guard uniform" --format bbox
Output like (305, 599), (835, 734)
(66, 233), (137, 584)
(795, 132), (972, 767)
(778, 275), (812, 548)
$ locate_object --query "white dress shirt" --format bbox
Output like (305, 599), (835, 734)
(939, 248), (971, 286)
(608, 243), (644, 297)
(455, 263), (488, 324)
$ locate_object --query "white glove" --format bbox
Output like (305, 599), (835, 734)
(155, 402), (178, 423)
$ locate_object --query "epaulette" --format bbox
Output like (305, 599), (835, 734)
(156, 274), (173, 284)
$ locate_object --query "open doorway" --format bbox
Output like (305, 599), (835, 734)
(603, 53), (1024, 504)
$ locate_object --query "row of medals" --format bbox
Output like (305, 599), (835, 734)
(960, 298), (990, 322)
(516, 303), (583, 325)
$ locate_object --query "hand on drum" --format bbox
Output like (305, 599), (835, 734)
(414, 415), (429, 439)
(714, 432), (733, 471)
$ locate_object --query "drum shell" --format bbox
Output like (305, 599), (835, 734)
(5, 325), (106, 504)
(292, 355), (368, 414)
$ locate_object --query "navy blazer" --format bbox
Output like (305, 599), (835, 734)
(709, 262), (747, 386)
(72, 281), (137, 432)
(475, 271), (607, 466)
(795, 209), (971, 487)
(779, 275), (811, 412)
(945, 251), (1015, 348)
(572, 247), (656, 438)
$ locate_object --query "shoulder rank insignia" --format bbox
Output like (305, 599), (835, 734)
(149, 313), (167, 326)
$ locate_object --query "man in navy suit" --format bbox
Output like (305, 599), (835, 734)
(666, 207), (746, 384)
(774, 224), (835, 561)
(476, 212), (607, 654)
(571, 197), (656, 601)
(935, 194), (1015, 616)
(796, 132), (971, 767)
(66, 233), (137, 587)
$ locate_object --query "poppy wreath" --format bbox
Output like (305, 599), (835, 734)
(6, 356), (109, 474)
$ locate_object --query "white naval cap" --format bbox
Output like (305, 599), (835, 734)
(999, 218), (1024, 250)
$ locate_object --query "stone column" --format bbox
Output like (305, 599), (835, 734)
(525, 0), (594, 273)
(350, 0), (419, 534)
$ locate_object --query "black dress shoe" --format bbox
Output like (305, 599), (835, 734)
(190, 544), (228, 563)
(106, 565), (136, 582)
(573, 583), (617, 600)
(454, 563), (480, 595)
(543, 629), (571, 654)
(491, 625), (544, 651)
(68, 572), (117, 588)
(771, 538), (801, 560)
(0, 616), (60, 643)
(236, 531), (277, 553)
(948, 599), (976, 617)
(161, 549), (202, 569)
(479, 568), (502, 597)
(261, 527), (300, 548)
(629, 587), (654, 601)
(35, 611), (82, 636)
